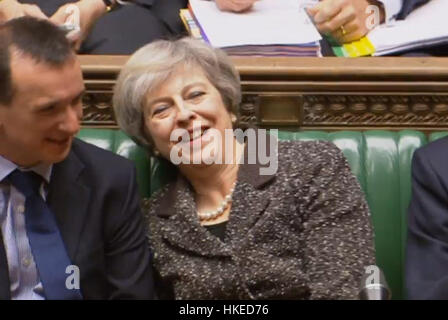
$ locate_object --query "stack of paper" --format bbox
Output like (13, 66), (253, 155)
(182, 0), (322, 57)
(332, 0), (448, 57)
(369, 0), (448, 56)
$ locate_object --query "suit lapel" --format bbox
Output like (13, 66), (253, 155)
(47, 150), (90, 261)
(0, 229), (11, 300)
(225, 182), (271, 243)
(156, 176), (231, 258)
(226, 129), (276, 238)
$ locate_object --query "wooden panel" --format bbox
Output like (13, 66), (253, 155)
(79, 55), (448, 131)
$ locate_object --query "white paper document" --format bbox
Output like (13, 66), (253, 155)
(189, 0), (322, 48)
(368, 0), (448, 55)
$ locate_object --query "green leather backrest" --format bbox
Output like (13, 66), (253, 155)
(277, 130), (427, 300)
(76, 128), (447, 300)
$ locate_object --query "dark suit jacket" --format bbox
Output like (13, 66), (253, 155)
(406, 137), (448, 299)
(0, 139), (154, 299)
(22, 0), (188, 54)
(145, 139), (375, 299)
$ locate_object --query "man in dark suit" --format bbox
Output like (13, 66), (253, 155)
(0, 0), (187, 54)
(406, 136), (448, 299)
(0, 17), (154, 299)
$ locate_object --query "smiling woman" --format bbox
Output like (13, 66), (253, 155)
(113, 38), (241, 153)
(113, 38), (375, 300)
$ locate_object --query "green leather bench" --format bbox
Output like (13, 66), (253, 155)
(77, 128), (448, 300)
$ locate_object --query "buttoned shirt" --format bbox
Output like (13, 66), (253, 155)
(0, 155), (52, 300)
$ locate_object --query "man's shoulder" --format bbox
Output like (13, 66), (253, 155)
(70, 138), (134, 171)
(416, 136), (448, 156)
(414, 136), (448, 172)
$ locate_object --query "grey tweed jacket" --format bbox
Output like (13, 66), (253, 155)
(144, 139), (375, 300)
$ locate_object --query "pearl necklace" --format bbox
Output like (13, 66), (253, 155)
(197, 182), (236, 221)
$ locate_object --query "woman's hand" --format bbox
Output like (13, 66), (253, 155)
(50, 0), (106, 51)
(0, 0), (48, 23)
(215, 0), (258, 13)
(307, 0), (385, 44)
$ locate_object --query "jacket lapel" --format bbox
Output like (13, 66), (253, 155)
(156, 176), (232, 258)
(0, 142), (90, 299)
(226, 129), (276, 237)
(225, 158), (274, 241)
(47, 149), (90, 261)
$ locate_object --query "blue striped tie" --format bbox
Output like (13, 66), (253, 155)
(7, 169), (82, 300)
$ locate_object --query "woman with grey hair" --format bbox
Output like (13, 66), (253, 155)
(113, 38), (375, 300)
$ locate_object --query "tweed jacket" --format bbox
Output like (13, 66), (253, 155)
(144, 139), (375, 300)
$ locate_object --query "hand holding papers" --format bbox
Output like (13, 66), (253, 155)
(368, 0), (448, 56)
(306, 0), (385, 44)
(333, 0), (448, 57)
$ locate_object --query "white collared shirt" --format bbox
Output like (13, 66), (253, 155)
(0, 156), (52, 300)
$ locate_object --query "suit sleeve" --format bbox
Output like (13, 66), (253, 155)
(406, 149), (448, 299)
(299, 142), (376, 299)
(152, 0), (188, 34)
(397, 0), (430, 19)
(105, 164), (155, 299)
(376, 0), (403, 22)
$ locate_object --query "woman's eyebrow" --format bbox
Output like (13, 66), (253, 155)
(181, 82), (206, 94)
(146, 82), (206, 107)
(146, 96), (172, 108)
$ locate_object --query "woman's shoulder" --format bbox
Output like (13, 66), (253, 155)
(273, 139), (358, 193)
(277, 139), (345, 171)
(278, 138), (340, 155)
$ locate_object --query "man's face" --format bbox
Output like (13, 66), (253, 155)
(0, 53), (84, 167)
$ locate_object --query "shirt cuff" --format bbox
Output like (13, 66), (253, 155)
(377, 0), (403, 21)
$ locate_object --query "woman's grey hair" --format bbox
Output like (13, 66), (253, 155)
(113, 37), (242, 151)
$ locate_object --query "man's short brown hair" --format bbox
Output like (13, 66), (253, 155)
(0, 17), (75, 105)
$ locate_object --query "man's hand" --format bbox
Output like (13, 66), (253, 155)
(307, 0), (385, 44)
(0, 0), (48, 23)
(215, 0), (258, 13)
(50, 0), (106, 51)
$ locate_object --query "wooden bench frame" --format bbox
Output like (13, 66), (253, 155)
(80, 55), (448, 132)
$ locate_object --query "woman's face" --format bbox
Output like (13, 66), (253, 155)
(143, 65), (235, 166)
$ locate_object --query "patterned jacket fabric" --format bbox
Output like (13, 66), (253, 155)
(144, 138), (375, 300)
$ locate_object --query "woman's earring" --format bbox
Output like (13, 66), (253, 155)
(152, 148), (160, 157)
(231, 113), (237, 125)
